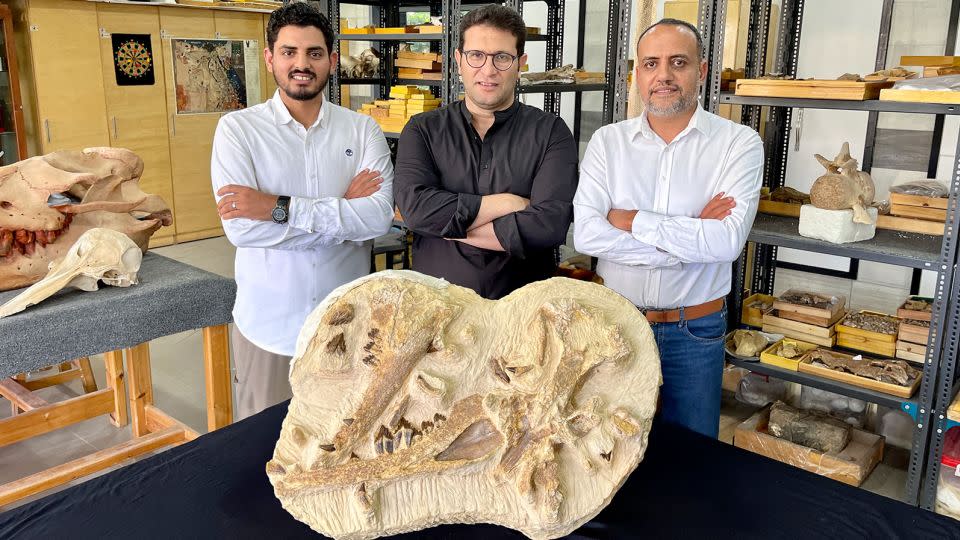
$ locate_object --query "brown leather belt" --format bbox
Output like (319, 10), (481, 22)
(640, 298), (725, 324)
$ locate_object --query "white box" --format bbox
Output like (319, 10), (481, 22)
(798, 205), (878, 244)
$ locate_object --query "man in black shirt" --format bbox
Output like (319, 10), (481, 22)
(394, 4), (578, 299)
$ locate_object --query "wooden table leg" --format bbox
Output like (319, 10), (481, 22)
(124, 343), (153, 437)
(77, 357), (98, 394)
(203, 325), (233, 431)
(104, 350), (128, 428)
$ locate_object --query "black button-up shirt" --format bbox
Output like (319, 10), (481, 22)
(394, 100), (579, 299)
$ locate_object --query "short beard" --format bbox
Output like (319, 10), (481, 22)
(646, 90), (697, 117)
(276, 72), (328, 101)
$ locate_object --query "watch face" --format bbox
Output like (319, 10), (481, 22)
(272, 207), (287, 222)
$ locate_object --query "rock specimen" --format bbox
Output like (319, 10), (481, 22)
(810, 142), (876, 224)
(267, 271), (662, 540)
(808, 350), (919, 386)
(730, 329), (769, 357)
(0, 228), (141, 317)
(773, 341), (802, 359)
(768, 401), (851, 454)
(841, 312), (899, 335)
(0, 147), (171, 291)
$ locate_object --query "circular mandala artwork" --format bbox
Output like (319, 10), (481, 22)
(115, 40), (152, 78)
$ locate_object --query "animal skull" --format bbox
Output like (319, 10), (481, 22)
(267, 271), (661, 540)
(0, 147), (171, 291)
(810, 142), (876, 224)
(0, 227), (142, 318)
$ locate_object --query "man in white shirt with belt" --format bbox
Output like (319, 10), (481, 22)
(211, 3), (394, 419)
(573, 19), (763, 438)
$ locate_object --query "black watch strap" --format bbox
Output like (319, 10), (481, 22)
(272, 195), (291, 224)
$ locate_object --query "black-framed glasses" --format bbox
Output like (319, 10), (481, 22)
(461, 50), (518, 71)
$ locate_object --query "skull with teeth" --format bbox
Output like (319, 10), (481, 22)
(0, 147), (171, 291)
(268, 271), (662, 540)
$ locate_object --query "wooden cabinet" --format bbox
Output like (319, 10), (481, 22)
(159, 8), (222, 243)
(15, 0), (109, 155)
(12, 0), (275, 245)
(0, 5), (27, 165)
(97, 5), (176, 245)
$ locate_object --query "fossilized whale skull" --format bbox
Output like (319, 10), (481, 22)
(0, 227), (142, 318)
(0, 147), (171, 291)
(811, 142), (877, 224)
(267, 271), (662, 540)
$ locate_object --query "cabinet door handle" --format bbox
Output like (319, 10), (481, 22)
(44, 119), (50, 143)
(171, 114), (176, 136)
(113, 117), (118, 139)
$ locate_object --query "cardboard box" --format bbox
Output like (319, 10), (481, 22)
(734, 407), (884, 487)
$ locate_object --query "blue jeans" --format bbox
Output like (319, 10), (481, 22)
(650, 305), (727, 438)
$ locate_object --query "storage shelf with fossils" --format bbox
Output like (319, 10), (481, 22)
(702, 0), (960, 508)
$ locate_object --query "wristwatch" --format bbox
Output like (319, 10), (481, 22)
(272, 195), (290, 224)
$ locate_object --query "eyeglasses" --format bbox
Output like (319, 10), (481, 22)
(461, 50), (518, 71)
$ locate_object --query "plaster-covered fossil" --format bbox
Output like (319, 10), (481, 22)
(267, 271), (662, 540)
(0, 228), (141, 317)
(810, 142), (876, 224)
(0, 147), (171, 291)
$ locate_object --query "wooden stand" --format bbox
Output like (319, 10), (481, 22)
(0, 323), (233, 506)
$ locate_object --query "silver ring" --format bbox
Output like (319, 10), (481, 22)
(232, 201), (237, 210)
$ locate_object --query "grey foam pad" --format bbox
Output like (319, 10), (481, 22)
(0, 253), (236, 378)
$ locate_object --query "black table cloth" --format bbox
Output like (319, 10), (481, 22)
(2, 401), (958, 539)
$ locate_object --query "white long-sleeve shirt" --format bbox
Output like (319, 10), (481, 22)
(211, 91), (394, 355)
(573, 105), (763, 309)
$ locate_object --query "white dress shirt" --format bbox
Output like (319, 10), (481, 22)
(573, 105), (763, 309)
(211, 91), (394, 355)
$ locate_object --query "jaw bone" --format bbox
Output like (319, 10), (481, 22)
(267, 271), (661, 540)
(0, 227), (142, 318)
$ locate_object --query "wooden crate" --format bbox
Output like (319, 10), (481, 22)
(758, 198), (802, 217)
(890, 192), (949, 210)
(880, 88), (960, 104)
(899, 320), (931, 345)
(836, 311), (899, 358)
(774, 290), (846, 324)
(900, 55), (960, 67)
(897, 296), (934, 321)
(759, 338), (818, 371)
(762, 317), (837, 347)
(798, 349), (920, 399)
(890, 203), (947, 222)
(734, 407), (884, 487)
(876, 214), (945, 235)
(741, 293), (775, 328)
(896, 340), (927, 364)
(735, 79), (895, 100)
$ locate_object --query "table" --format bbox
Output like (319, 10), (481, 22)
(0, 253), (236, 505)
(2, 400), (957, 539)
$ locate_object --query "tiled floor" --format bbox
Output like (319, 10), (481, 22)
(0, 236), (909, 512)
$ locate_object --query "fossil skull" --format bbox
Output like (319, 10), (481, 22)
(0, 147), (171, 291)
(267, 271), (662, 540)
(0, 227), (142, 318)
(811, 142), (876, 224)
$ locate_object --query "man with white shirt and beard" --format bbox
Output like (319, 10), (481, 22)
(573, 19), (763, 438)
(211, 3), (394, 419)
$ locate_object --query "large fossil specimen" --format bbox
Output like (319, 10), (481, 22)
(810, 142), (877, 224)
(808, 350), (919, 386)
(0, 147), (171, 291)
(267, 271), (661, 540)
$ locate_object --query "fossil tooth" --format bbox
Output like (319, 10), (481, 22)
(363, 341), (376, 352)
(0, 230), (10, 257)
(14, 229), (33, 245)
(599, 451), (612, 462)
(489, 357), (510, 384)
(374, 425), (392, 454)
(326, 332), (346, 355)
(368, 328), (380, 339)
(416, 372), (445, 396)
(266, 460), (286, 475)
(505, 364), (533, 377)
(433, 412), (446, 424)
(342, 418), (354, 426)
(323, 303), (355, 325)
(420, 420), (434, 433)
(361, 354), (377, 366)
(319, 444), (336, 452)
(436, 418), (504, 461)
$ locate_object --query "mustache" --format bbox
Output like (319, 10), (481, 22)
(649, 85), (680, 95)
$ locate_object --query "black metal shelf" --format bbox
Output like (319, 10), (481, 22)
(338, 77), (387, 85)
(749, 213), (943, 270)
(337, 33), (443, 42)
(720, 91), (960, 115)
(518, 82), (608, 94)
(726, 354), (916, 411)
(394, 78), (443, 86)
(526, 33), (551, 42)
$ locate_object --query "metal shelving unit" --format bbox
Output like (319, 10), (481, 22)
(706, 0), (960, 507)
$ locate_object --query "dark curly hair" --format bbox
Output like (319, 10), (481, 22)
(267, 2), (335, 53)
(458, 4), (526, 56)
